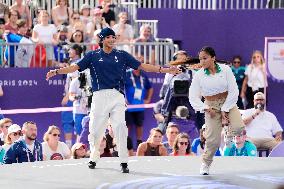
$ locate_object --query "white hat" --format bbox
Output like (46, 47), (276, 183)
(254, 92), (265, 100)
(8, 124), (21, 135)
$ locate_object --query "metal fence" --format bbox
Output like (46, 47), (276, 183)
(0, 41), (178, 68)
(123, 0), (283, 9)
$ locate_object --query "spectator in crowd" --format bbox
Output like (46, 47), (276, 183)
(191, 125), (221, 156)
(51, 0), (72, 26)
(231, 55), (246, 109)
(0, 2), (9, 23)
(71, 142), (88, 159)
(0, 118), (13, 145)
(4, 10), (20, 34)
(242, 92), (283, 151)
(172, 133), (195, 156)
(224, 129), (257, 156)
(137, 128), (167, 156)
(0, 18), (5, 67)
(2, 124), (22, 152)
(86, 8), (109, 41)
(134, 24), (156, 65)
(162, 122), (179, 154)
(99, 1), (116, 27)
(112, 12), (134, 52)
(241, 50), (267, 109)
(70, 30), (86, 54)
(3, 121), (43, 164)
(32, 10), (58, 67)
(17, 19), (29, 38)
(80, 4), (92, 26)
(100, 136), (112, 157)
(67, 11), (86, 39)
(106, 123), (134, 157)
(54, 25), (70, 66)
(42, 125), (71, 160)
(189, 46), (244, 175)
(10, 0), (32, 28)
(125, 55), (153, 147)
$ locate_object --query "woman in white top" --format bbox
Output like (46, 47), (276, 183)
(32, 10), (58, 67)
(112, 12), (134, 52)
(189, 46), (244, 175)
(42, 125), (71, 160)
(240, 50), (267, 109)
(51, 0), (72, 26)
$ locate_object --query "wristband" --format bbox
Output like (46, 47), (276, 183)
(252, 115), (255, 119)
(158, 66), (162, 73)
(55, 69), (59, 75)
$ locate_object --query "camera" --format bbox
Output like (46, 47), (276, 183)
(78, 72), (93, 109)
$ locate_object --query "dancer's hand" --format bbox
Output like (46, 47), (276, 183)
(205, 108), (216, 118)
(46, 69), (57, 80)
(221, 111), (230, 127)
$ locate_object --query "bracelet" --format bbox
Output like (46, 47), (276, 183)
(55, 69), (59, 75)
(158, 66), (162, 73)
(252, 115), (255, 119)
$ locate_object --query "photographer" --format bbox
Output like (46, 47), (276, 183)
(242, 92), (282, 151)
(158, 51), (200, 140)
(68, 44), (91, 142)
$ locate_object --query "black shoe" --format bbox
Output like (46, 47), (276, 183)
(88, 161), (96, 169)
(120, 163), (129, 173)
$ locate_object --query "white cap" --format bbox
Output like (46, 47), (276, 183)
(8, 124), (21, 135)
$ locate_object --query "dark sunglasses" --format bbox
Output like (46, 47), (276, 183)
(233, 61), (240, 64)
(52, 133), (61, 137)
(73, 17), (80, 20)
(13, 132), (22, 136)
(179, 142), (188, 145)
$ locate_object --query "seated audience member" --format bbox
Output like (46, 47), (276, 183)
(106, 124), (134, 157)
(100, 136), (112, 157)
(4, 10), (20, 34)
(71, 142), (88, 159)
(171, 133), (195, 156)
(4, 121), (43, 164)
(162, 123), (179, 154)
(192, 125), (221, 156)
(51, 0), (72, 26)
(242, 92), (283, 151)
(10, 0), (32, 28)
(42, 125), (71, 160)
(137, 128), (167, 156)
(0, 124), (21, 162)
(99, 1), (116, 27)
(0, 118), (13, 145)
(224, 129), (257, 156)
(2, 124), (22, 152)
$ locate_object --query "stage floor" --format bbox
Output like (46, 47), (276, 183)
(1, 157), (284, 189)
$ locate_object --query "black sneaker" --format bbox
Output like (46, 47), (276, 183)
(88, 161), (96, 169)
(120, 163), (129, 173)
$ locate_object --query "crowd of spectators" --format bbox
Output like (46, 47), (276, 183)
(0, 0), (156, 68)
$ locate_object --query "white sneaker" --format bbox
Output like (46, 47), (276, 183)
(200, 163), (210, 175)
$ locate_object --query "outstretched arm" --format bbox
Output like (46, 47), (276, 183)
(138, 63), (180, 75)
(46, 64), (80, 80)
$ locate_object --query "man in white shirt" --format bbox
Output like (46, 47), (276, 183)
(242, 92), (282, 150)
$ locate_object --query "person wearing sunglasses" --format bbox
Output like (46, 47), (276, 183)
(3, 121), (43, 164)
(231, 55), (246, 109)
(42, 125), (71, 160)
(171, 133), (195, 156)
(0, 124), (21, 163)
